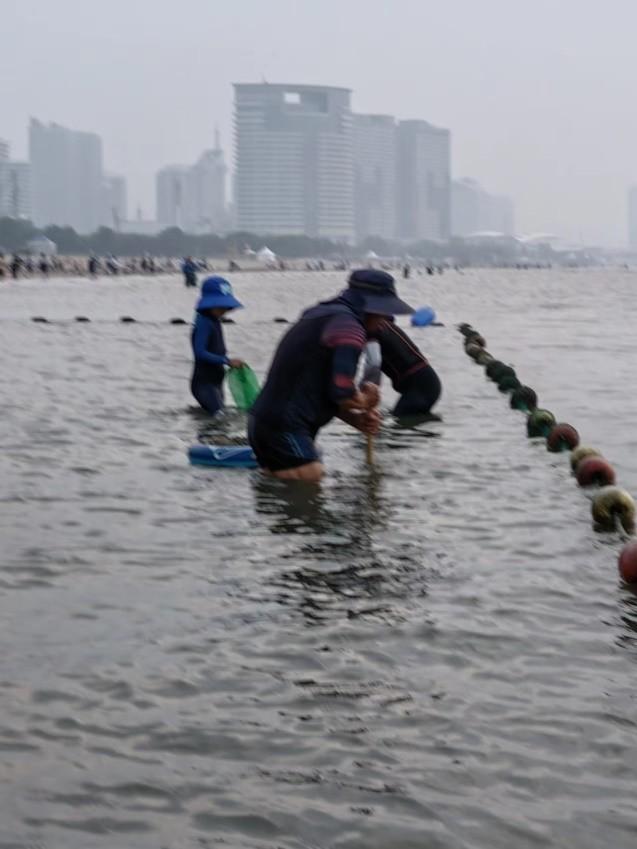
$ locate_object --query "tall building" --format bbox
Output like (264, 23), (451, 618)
(190, 140), (227, 233)
(5, 162), (32, 220)
(155, 137), (227, 233)
(452, 178), (515, 237)
(156, 165), (191, 230)
(629, 186), (637, 250)
(234, 83), (355, 242)
(29, 118), (103, 233)
(0, 139), (9, 217)
(395, 120), (451, 242)
(0, 141), (32, 220)
(101, 174), (127, 229)
(353, 114), (396, 242)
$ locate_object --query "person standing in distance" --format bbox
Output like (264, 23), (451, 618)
(182, 256), (198, 288)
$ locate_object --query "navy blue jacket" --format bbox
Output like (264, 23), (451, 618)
(191, 313), (228, 387)
(373, 320), (428, 391)
(251, 294), (367, 435)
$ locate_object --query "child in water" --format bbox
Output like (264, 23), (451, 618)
(191, 276), (246, 415)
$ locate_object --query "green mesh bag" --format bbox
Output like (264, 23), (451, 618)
(227, 365), (260, 411)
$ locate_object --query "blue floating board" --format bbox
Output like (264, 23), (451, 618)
(189, 444), (258, 469)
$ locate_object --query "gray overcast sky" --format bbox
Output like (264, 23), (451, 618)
(2, 0), (636, 244)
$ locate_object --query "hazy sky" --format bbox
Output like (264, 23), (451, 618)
(3, 0), (636, 245)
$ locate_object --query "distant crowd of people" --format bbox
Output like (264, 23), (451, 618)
(0, 252), (457, 283)
(0, 253), (189, 280)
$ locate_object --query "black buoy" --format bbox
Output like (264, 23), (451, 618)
(498, 375), (522, 393)
(170, 318), (187, 325)
(273, 317), (289, 323)
(465, 332), (486, 348)
(475, 349), (494, 366)
(75, 316), (90, 323)
(490, 365), (516, 384)
(31, 316), (49, 323)
(221, 317), (235, 324)
(485, 360), (509, 380)
(510, 386), (538, 412)
(120, 316), (136, 323)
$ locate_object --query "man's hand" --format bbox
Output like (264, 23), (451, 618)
(228, 358), (246, 369)
(339, 384), (380, 414)
(338, 407), (382, 434)
(360, 381), (380, 409)
(355, 408), (381, 435)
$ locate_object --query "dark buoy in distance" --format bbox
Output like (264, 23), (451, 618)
(576, 456), (616, 487)
(120, 316), (136, 323)
(490, 365), (516, 384)
(485, 360), (508, 380)
(465, 342), (482, 359)
(476, 350), (494, 366)
(570, 445), (600, 472)
(498, 375), (522, 393)
(546, 423), (580, 452)
(32, 316), (49, 323)
(618, 541), (637, 583)
(75, 316), (90, 322)
(591, 486), (636, 533)
(221, 317), (235, 324)
(510, 386), (538, 412)
(527, 408), (556, 437)
(273, 317), (289, 323)
(465, 332), (486, 348)
(170, 317), (187, 325)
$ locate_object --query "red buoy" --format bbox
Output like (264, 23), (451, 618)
(619, 541), (637, 583)
(576, 456), (616, 487)
(547, 423), (580, 452)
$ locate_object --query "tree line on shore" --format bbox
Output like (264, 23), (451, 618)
(0, 215), (558, 266)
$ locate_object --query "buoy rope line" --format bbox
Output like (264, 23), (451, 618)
(458, 323), (637, 583)
(26, 317), (288, 325)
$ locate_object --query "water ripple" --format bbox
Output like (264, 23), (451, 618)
(2, 270), (637, 848)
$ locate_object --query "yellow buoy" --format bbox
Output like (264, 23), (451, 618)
(570, 446), (601, 473)
(591, 486), (636, 534)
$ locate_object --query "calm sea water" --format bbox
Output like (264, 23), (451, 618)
(2, 268), (637, 849)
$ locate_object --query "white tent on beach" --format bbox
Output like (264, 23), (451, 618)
(27, 235), (57, 257)
(257, 246), (277, 267)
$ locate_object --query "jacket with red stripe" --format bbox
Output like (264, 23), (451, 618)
(374, 320), (429, 391)
(251, 295), (366, 434)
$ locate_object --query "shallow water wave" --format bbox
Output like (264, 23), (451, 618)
(1, 269), (637, 847)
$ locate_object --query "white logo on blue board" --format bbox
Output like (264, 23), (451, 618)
(220, 282), (232, 296)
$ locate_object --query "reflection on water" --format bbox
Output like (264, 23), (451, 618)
(2, 270), (637, 848)
(253, 473), (336, 536)
(253, 471), (432, 626)
(617, 588), (637, 646)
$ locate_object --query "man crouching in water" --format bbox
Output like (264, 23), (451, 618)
(248, 270), (413, 481)
(369, 319), (442, 420)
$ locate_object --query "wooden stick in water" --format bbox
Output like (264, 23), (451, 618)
(361, 340), (382, 467)
(366, 433), (374, 466)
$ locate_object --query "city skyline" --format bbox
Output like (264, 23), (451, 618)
(6, 98), (501, 244)
(3, 1), (637, 246)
